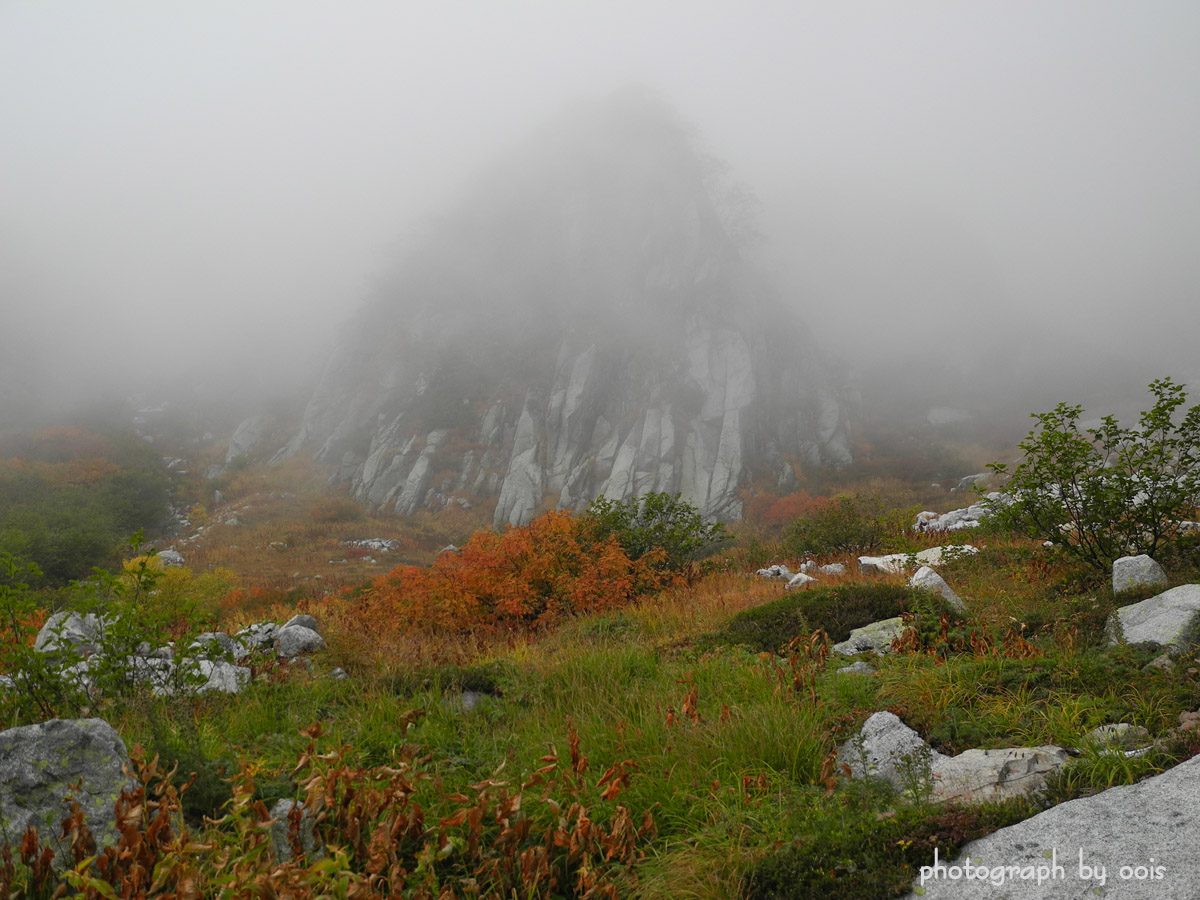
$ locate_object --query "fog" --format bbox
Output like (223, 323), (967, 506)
(3, 2), (1199, 427)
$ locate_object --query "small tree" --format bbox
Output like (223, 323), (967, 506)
(987, 378), (1200, 570)
(585, 492), (730, 575)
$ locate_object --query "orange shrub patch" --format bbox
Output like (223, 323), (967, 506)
(348, 510), (669, 636)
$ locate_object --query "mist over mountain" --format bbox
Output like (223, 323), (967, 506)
(278, 89), (853, 524)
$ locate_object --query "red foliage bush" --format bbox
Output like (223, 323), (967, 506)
(353, 510), (668, 633)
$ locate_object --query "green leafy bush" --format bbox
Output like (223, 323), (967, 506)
(585, 491), (730, 574)
(782, 494), (917, 558)
(707, 583), (934, 653)
(988, 378), (1200, 570)
(0, 537), (226, 725)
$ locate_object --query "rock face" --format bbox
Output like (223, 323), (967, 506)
(1112, 554), (1168, 596)
(1111, 584), (1200, 651)
(905, 752), (1200, 899)
(0, 718), (134, 865)
(276, 89), (853, 525)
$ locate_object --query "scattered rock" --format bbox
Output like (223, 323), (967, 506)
(913, 544), (979, 567)
(914, 494), (1011, 532)
(0, 719), (134, 867)
(276, 625), (326, 659)
(194, 660), (252, 694)
(1110, 584), (1200, 652)
(157, 548), (186, 567)
(933, 746), (1071, 804)
(757, 564), (795, 581)
(832, 617), (905, 656)
(786, 572), (818, 590)
(34, 612), (107, 656)
(343, 539), (400, 553)
(1085, 723), (1151, 752)
(818, 562), (846, 576)
(1145, 653), (1175, 672)
(283, 614), (319, 633)
(858, 545), (979, 575)
(857, 555), (909, 576)
(841, 711), (1069, 806)
(839, 711), (946, 789)
(1112, 554), (1168, 596)
(836, 661), (876, 676)
(910, 566), (966, 613)
(189, 632), (242, 660)
(236, 622), (279, 651)
(269, 799), (322, 863)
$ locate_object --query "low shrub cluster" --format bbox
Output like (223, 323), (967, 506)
(782, 494), (918, 558)
(349, 510), (670, 636)
(706, 583), (936, 653)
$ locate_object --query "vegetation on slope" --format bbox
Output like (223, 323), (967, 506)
(2, 382), (1200, 897)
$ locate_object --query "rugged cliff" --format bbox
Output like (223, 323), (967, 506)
(278, 89), (853, 524)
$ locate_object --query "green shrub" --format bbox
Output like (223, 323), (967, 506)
(988, 378), (1200, 571)
(707, 583), (936, 653)
(782, 495), (918, 558)
(585, 491), (730, 574)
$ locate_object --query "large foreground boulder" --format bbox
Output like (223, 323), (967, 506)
(1111, 584), (1200, 652)
(0, 718), (134, 865)
(905, 752), (1200, 898)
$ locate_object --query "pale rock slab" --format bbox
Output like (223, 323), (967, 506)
(1111, 584), (1200, 652)
(832, 617), (905, 656)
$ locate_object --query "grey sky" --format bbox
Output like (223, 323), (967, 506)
(3, 2), (1198, 408)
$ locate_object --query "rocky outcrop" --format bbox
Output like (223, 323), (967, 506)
(275, 89), (853, 525)
(858, 544), (979, 575)
(0, 718), (134, 866)
(914, 493), (1011, 532)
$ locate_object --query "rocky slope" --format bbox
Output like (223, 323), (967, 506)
(277, 88), (853, 525)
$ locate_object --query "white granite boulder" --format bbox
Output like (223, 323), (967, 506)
(841, 712), (1069, 806)
(839, 711), (946, 789)
(786, 572), (818, 591)
(832, 617), (906, 655)
(1111, 584), (1200, 652)
(33, 612), (107, 656)
(1112, 554), (1168, 596)
(756, 564), (795, 581)
(859, 545), (979, 575)
(910, 566), (966, 613)
(276, 625), (326, 658)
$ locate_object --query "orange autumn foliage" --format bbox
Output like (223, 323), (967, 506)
(354, 510), (669, 634)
